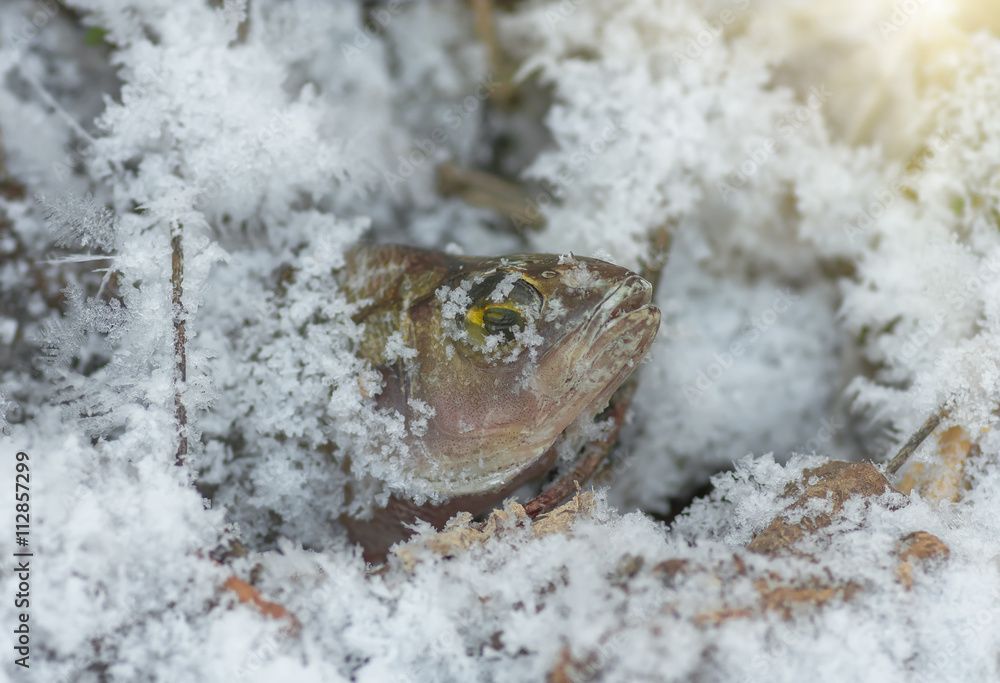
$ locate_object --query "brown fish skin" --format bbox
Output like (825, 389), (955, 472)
(342, 448), (559, 563)
(337, 244), (660, 558)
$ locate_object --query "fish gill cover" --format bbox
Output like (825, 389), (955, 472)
(1, 0), (1000, 681)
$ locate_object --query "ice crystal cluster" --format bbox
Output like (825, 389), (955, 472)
(2, 0), (1000, 680)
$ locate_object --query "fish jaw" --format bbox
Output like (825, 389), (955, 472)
(530, 275), (661, 441)
(395, 320), (553, 496)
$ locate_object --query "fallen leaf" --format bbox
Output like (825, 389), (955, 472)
(223, 576), (300, 634)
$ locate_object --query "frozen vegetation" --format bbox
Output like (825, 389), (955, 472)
(2, 0), (1000, 680)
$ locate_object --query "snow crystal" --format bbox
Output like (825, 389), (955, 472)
(488, 271), (521, 303)
(382, 330), (418, 365)
(38, 192), (119, 251)
(436, 280), (474, 342)
(543, 295), (566, 323)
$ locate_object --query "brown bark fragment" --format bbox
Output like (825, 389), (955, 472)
(895, 563), (915, 590)
(748, 461), (903, 556)
(393, 492), (596, 571)
(651, 559), (691, 587)
(898, 531), (950, 562)
(895, 531), (950, 590)
(693, 607), (755, 627)
(898, 426), (972, 502)
(548, 646), (598, 683)
(755, 577), (862, 620)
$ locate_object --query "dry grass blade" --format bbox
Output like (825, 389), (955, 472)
(171, 223), (188, 466)
(884, 408), (948, 477)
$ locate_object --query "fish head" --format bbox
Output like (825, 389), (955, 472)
(405, 252), (661, 495)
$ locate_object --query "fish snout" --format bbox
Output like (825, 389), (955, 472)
(604, 275), (654, 321)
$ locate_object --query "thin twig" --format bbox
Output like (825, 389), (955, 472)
(21, 69), (98, 147)
(469, 0), (516, 108)
(172, 223), (188, 466)
(884, 408), (948, 477)
(40, 254), (115, 264)
(639, 224), (673, 287)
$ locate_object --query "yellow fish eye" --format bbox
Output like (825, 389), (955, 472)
(459, 271), (543, 348)
(465, 302), (524, 345)
(482, 306), (523, 339)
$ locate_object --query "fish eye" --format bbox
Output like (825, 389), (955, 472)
(461, 272), (542, 348)
(482, 306), (524, 341)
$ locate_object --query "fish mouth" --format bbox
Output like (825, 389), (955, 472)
(571, 274), (659, 385)
(604, 276), (654, 321)
(535, 274), (660, 414)
(537, 280), (656, 433)
(577, 275), (657, 346)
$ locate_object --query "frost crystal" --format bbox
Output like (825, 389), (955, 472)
(382, 331), (418, 365)
(488, 271), (521, 302)
(38, 192), (119, 251)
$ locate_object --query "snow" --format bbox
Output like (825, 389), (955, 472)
(2, 0), (1000, 680)
(488, 271), (521, 303)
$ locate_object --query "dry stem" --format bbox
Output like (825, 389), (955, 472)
(171, 222), (188, 466)
(884, 408), (948, 477)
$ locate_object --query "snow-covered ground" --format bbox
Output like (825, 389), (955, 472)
(2, 0), (1000, 680)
